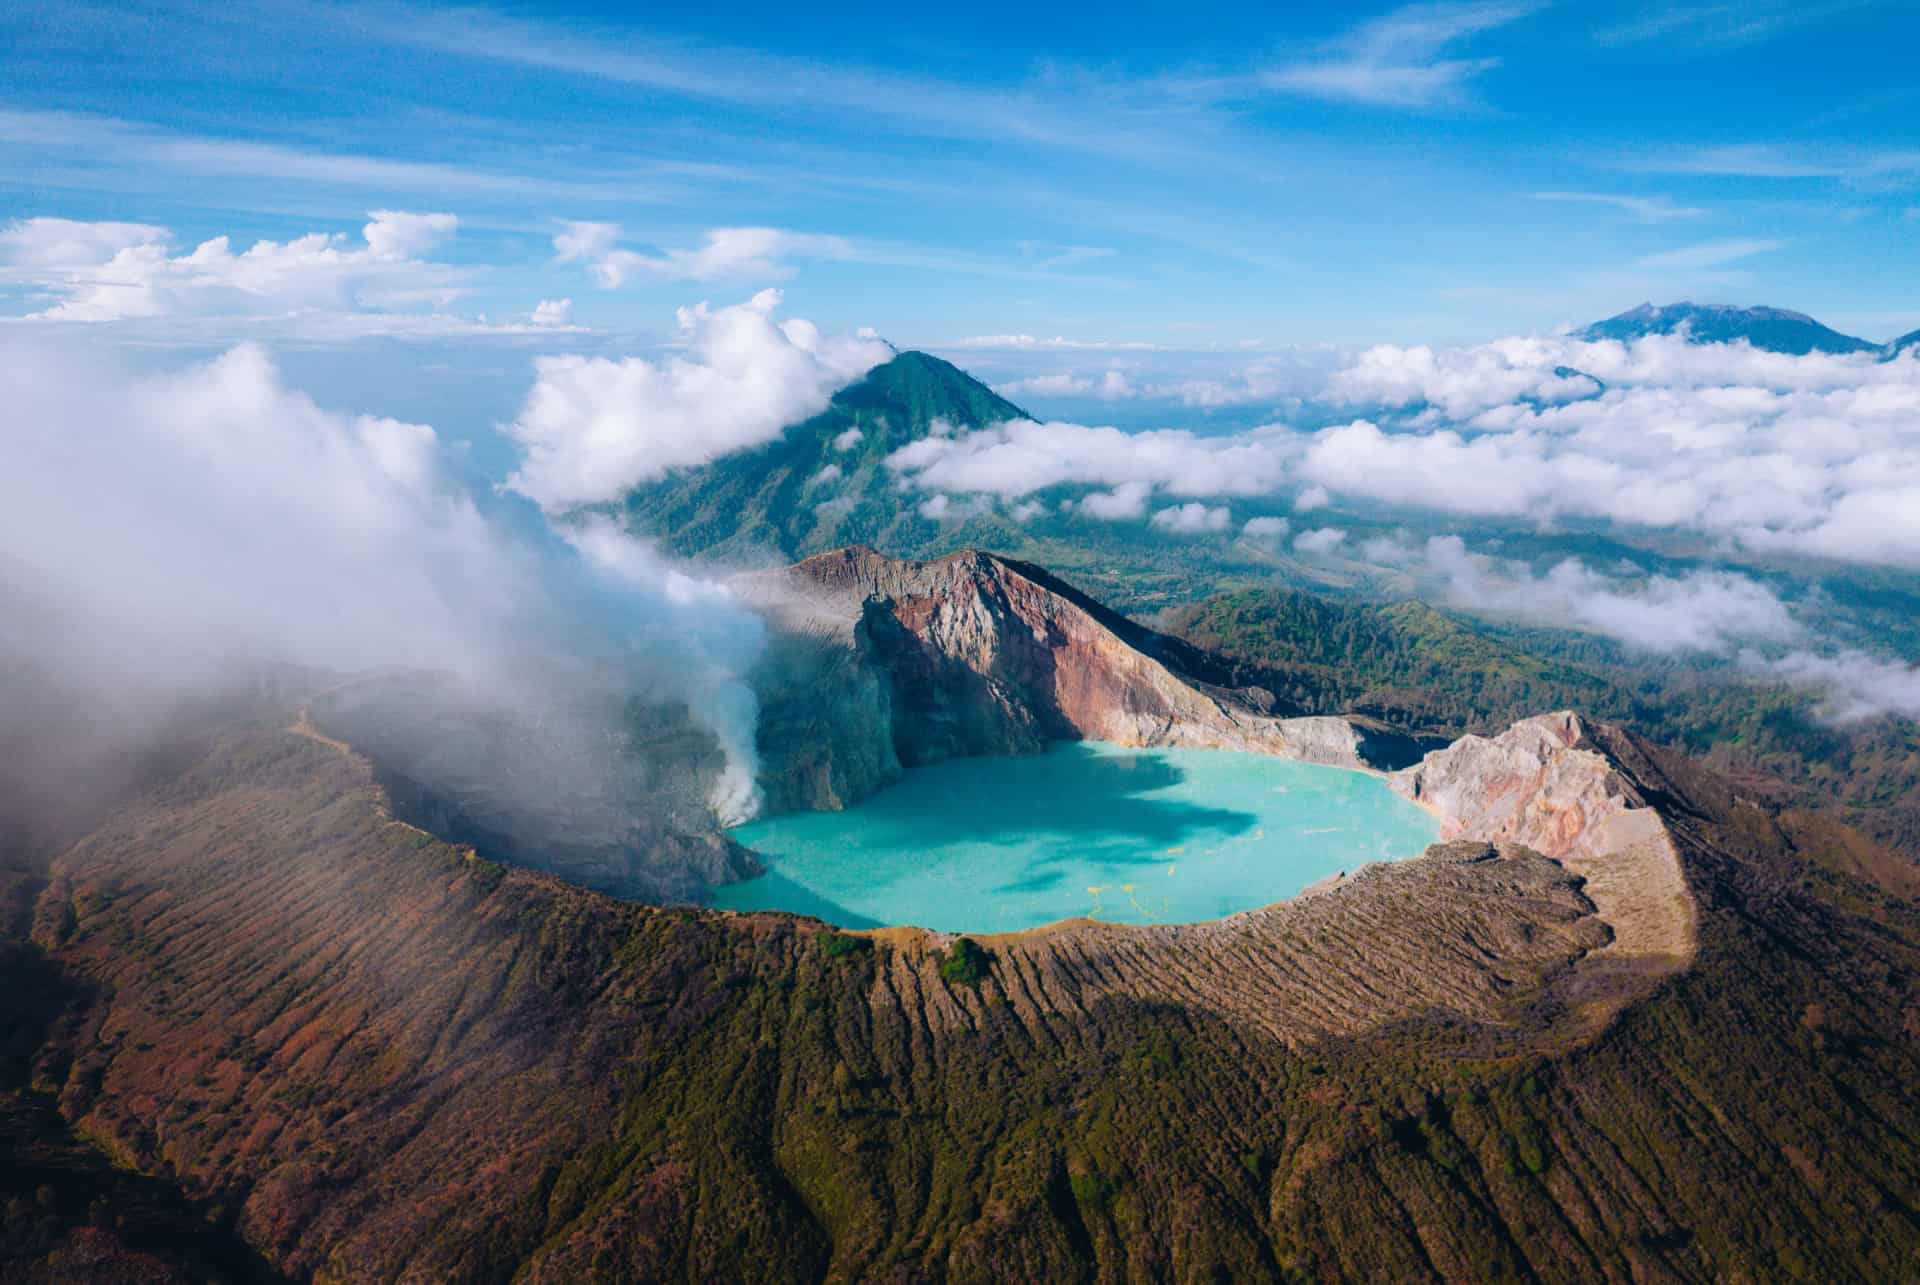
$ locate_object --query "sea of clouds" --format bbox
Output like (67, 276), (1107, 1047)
(5, 210), (1919, 729)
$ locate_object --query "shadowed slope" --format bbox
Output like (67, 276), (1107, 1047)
(1578, 302), (1880, 355)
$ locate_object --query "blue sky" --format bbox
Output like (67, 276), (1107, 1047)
(5, 0), (1919, 352)
(6, 0), (1920, 723)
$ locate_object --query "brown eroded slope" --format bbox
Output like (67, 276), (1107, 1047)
(8, 699), (1919, 1280)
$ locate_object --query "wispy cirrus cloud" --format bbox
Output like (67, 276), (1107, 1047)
(1620, 142), (1920, 182)
(339, 2), (1221, 162)
(1016, 241), (1118, 269)
(553, 223), (853, 286)
(1529, 191), (1709, 222)
(1595, 0), (1879, 50)
(948, 333), (1164, 352)
(1632, 237), (1785, 271)
(1257, 2), (1534, 111)
(0, 108), (688, 208)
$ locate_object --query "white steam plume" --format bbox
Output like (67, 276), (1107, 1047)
(0, 340), (772, 835)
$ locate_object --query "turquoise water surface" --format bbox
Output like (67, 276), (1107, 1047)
(715, 742), (1439, 933)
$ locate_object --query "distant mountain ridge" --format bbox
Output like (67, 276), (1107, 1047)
(1578, 301), (1886, 355)
(1580, 301), (1875, 354)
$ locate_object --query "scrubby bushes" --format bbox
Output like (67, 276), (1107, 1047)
(936, 936), (991, 986)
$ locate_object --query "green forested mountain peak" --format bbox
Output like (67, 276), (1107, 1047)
(845, 349), (1028, 426)
(617, 350), (1031, 563)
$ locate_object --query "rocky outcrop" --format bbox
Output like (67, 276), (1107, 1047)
(742, 547), (1428, 812)
(1390, 711), (1697, 1006)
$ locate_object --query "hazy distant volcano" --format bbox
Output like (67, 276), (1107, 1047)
(1578, 301), (1880, 355)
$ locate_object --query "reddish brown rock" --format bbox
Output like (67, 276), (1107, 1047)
(744, 548), (1427, 814)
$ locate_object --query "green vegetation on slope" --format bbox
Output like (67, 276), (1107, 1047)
(1163, 586), (1625, 735)
(1164, 586), (1920, 856)
(618, 351), (1033, 565)
(615, 350), (1296, 614)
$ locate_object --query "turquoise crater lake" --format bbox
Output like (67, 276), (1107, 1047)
(715, 742), (1440, 934)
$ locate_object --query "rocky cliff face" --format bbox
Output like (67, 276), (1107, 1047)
(1391, 711), (1697, 1000)
(744, 547), (1429, 816)
(750, 625), (903, 814)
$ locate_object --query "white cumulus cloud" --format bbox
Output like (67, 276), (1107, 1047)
(1293, 526), (1349, 555)
(1151, 502), (1231, 534)
(0, 211), (493, 335)
(1242, 515), (1292, 544)
(362, 209), (458, 258)
(1079, 482), (1154, 520)
(503, 290), (891, 511)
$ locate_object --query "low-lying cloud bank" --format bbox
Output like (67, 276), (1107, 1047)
(1415, 535), (1800, 654)
(1292, 527), (1920, 724)
(1749, 649), (1920, 723)
(886, 418), (1291, 503)
(896, 333), (1920, 572)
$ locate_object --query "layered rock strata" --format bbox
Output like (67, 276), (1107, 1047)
(1391, 712), (1697, 992)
